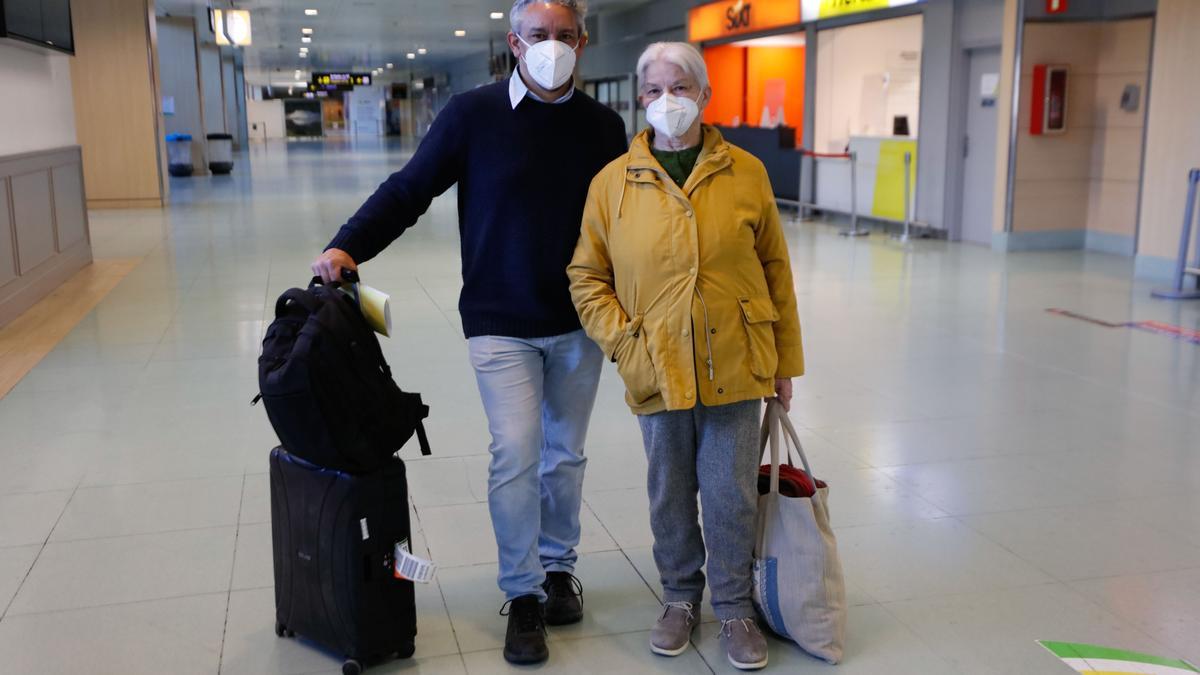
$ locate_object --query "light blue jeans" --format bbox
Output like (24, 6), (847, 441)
(468, 329), (603, 601)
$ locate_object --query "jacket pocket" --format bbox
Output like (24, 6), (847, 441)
(738, 295), (780, 380)
(615, 313), (658, 404)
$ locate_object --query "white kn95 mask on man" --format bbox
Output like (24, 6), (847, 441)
(646, 94), (700, 139)
(518, 36), (577, 90)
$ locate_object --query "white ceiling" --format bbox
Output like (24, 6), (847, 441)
(157, 0), (650, 76)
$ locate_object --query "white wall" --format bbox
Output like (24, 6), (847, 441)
(245, 97), (285, 141)
(199, 44), (226, 134)
(814, 14), (924, 154)
(0, 43), (78, 157)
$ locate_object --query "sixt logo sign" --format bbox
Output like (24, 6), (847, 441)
(726, 0), (752, 30)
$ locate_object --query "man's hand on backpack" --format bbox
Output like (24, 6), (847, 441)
(312, 248), (358, 284)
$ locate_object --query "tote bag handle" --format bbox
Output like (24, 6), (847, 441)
(759, 399), (818, 495)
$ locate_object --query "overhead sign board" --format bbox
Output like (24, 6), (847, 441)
(689, 0), (925, 42)
(688, 0), (802, 42)
(801, 0), (924, 21)
(311, 73), (372, 89)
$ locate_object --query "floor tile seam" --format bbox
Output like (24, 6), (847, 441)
(871, 598), (977, 671)
(414, 276), (463, 335)
(944, 513), (1085, 584)
(1059, 563), (1200, 587)
(0, 478), (80, 622)
(863, 440), (1191, 471)
(78, 470), (252, 491)
(942, 487), (1200, 523)
(877, 579), (1068, 613)
(65, 473), (251, 494)
(1051, 560), (1200, 586)
(454, 626), (685, 656)
(0, 486), (79, 500)
(1000, 353), (1199, 416)
(1046, 579), (1188, 660)
(0, 589), (232, 621)
(217, 474), (250, 675)
(42, 523), (241, 546)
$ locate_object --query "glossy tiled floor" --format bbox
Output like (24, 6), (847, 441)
(1, 138), (1198, 674)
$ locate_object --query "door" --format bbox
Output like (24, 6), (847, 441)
(959, 47), (1001, 245)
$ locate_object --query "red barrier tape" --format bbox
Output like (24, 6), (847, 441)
(798, 149), (852, 159)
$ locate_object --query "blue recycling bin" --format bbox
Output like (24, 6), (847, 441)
(166, 134), (194, 177)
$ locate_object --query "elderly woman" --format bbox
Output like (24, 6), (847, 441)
(568, 42), (803, 671)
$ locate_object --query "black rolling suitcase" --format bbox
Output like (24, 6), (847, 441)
(270, 447), (417, 675)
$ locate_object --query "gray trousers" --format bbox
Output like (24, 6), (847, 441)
(637, 400), (762, 621)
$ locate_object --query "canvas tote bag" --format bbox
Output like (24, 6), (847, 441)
(752, 399), (847, 664)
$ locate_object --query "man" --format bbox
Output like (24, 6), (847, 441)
(311, 0), (627, 665)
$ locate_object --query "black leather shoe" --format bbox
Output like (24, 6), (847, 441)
(542, 571), (584, 626)
(501, 595), (548, 664)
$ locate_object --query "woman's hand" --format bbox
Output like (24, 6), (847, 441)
(769, 378), (793, 412)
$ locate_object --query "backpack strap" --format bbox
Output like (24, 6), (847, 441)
(415, 420), (431, 456)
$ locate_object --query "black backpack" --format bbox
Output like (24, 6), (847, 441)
(256, 275), (430, 473)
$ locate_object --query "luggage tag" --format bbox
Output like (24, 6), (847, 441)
(394, 539), (437, 584)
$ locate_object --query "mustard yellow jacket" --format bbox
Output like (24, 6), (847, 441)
(568, 126), (804, 415)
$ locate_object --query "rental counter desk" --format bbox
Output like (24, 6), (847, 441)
(714, 125), (800, 202)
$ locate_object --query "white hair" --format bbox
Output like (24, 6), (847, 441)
(637, 42), (710, 92)
(510, 0), (588, 35)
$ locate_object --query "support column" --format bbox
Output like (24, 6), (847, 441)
(69, 0), (168, 208)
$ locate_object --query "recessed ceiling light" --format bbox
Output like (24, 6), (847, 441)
(454, 30), (466, 37)
(299, 52), (308, 58)
(417, 48), (427, 55)
(305, 9), (318, 16)
(490, 12), (504, 20)
(406, 53), (416, 60)
(301, 36), (312, 43)
(301, 28), (313, 35)
(299, 46), (309, 52)
(386, 63), (394, 68)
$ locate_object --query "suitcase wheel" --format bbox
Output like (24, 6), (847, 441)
(274, 621), (286, 638)
(342, 658), (363, 675)
(397, 643), (415, 660)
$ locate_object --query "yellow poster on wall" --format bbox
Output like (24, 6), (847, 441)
(802, 0), (923, 21)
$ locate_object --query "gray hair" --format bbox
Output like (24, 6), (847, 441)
(510, 0), (588, 36)
(637, 42), (710, 91)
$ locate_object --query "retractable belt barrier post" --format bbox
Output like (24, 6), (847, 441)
(892, 151), (914, 243)
(841, 151), (868, 237)
(793, 149), (868, 237)
(1151, 169), (1200, 300)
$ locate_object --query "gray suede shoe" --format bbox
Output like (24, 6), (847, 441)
(649, 601), (699, 657)
(720, 618), (768, 670)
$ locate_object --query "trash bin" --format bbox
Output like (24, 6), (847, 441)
(207, 133), (235, 174)
(165, 134), (193, 177)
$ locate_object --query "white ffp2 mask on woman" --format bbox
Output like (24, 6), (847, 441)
(646, 94), (700, 139)
(518, 36), (577, 90)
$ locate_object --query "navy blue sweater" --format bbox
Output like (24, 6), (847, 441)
(327, 81), (628, 339)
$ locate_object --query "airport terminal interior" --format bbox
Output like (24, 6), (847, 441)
(1, 0), (1199, 674)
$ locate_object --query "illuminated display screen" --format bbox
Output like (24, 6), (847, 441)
(312, 73), (373, 88)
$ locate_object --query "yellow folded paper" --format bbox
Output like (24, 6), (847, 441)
(351, 283), (391, 337)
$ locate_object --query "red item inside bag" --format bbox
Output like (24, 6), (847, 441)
(757, 463), (826, 498)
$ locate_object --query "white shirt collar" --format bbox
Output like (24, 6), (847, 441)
(509, 69), (575, 109)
